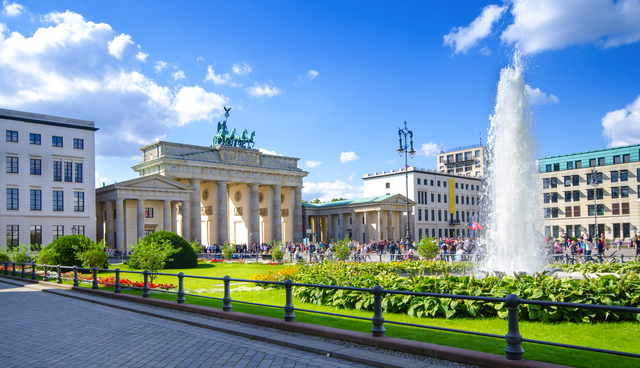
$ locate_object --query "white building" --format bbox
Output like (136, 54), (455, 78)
(363, 167), (482, 240)
(436, 143), (487, 177)
(1, 108), (97, 249)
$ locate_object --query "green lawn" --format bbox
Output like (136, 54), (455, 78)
(27, 262), (640, 368)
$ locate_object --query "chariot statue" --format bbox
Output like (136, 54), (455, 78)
(212, 107), (255, 148)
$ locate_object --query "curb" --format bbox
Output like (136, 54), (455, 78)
(0, 275), (570, 368)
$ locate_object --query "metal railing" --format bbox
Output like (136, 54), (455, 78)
(2, 261), (640, 361)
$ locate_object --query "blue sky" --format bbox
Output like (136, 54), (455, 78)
(1, 1), (640, 201)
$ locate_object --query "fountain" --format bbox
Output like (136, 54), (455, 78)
(483, 49), (543, 274)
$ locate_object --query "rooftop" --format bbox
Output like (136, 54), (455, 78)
(538, 143), (640, 173)
(0, 108), (97, 131)
(363, 166), (482, 180)
(302, 194), (397, 208)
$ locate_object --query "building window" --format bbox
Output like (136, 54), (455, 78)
(437, 181), (441, 187)
(53, 191), (64, 211)
(443, 181), (447, 187)
(621, 170), (628, 181)
(385, 182), (390, 189)
(431, 210), (435, 222)
(53, 161), (62, 181)
(596, 189), (603, 200)
(613, 223), (620, 238)
(597, 204), (604, 216)
(444, 195), (447, 203)
(598, 157), (605, 166)
(613, 155), (621, 164)
(564, 177), (571, 186)
(587, 189), (594, 200)
(550, 178), (558, 188)
(565, 206), (572, 217)
(30, 159), (41, 175)
(64, 162), (72, 182)
(553, 163), (560, 171)
(622, 203), (630, 215)
(589, 158), (596, 167)
(30, 133), (41, 145)
(6, 225), (19, 248)
(611, 171), (619, 182)
(551, 193), (558, 203)
(455, 196), (459, 204)
(431, 193), (434, 202)
(418, 209), (422, 221)
(545, 164), (552, 172)
(74, 225), (85, 236)
(6, 188), (18, 210)
(553, 226), (559, 238)
(544, 208), (551, 218)
(612, 203), (620, 215)
(574, 206), (581, 217)
(30, 225), (42, 246)
(565, 191), (572, 202)
(430, 180), (434, 186)
(52, 136), (63, 147)
(74, 192), (84, 212)
(575, 160), (582, 169)
(623, 154), (631, 163)
(621, 186), (629, 198)
(6, 156), (18, 173)
(145, 207), (154, 218)
(552, 208), (558, 218)
(542, 178), (549, 189)
(144, 229), (154, 237)
(30, 189), (41, 211)
(75, 163), (83, 183)
(588, 205), (594, 216)
(596, 173), (603, 184)
(438, 210), (442, 222)
(573, 191), (580, 201)
(567, 225), (573, 238)
(567, 161), (574, 170)
(572, 175), (579, 186)
(612, 187), (619, 199)
(417, 178), (421, 185)
(73, 138), (84, 149)
(6, 130), (18, 142)
(472, 197), (475, 205)
(623, 223), (631, 238)
(53, 225), (64, 240)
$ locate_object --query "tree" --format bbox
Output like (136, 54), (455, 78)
(129, 237), (179, 283)
(334, 236), (351, 261)
(75, 240), (108, 269)
(417, 236), (439, 260)
(330, 198), (347, 202)
(221, 243), (235, 260)
(271, 241), (284, 261)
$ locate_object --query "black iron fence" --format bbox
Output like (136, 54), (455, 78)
(2, 261), (640, 362)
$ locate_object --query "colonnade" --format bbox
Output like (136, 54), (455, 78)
(302, 209), (406, 243)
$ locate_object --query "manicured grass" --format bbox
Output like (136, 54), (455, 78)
(17, 263), (640, 368)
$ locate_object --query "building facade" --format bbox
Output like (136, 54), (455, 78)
(301, 194), (415, 243)
(1, 108), (97, 249)
(538, 144), (640, 241)
(363, 167), (482, 240)
(96, 141), (308, 251)
(436, 143), (487, 177)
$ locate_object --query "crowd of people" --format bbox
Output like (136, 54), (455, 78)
(548, 233), (640, 262)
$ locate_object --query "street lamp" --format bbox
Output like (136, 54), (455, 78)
(396, 121), (416, 247)
(72, 225), (77, 235)
(591, 168), (599, 239)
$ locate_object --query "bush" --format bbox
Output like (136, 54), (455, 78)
(334, 237), (351, 260)
(190, 239), (204, 255)
(417, 236), (439, 260)
(271, 242), (284, 261)
(221, 243), (235, 260)
(0, 251), (9, 263)
(142, 231), (197, 269)
(45, 235), (95, 267)
(76, 240), (109, 269)
(129, 237), (179, 283)
(37, 246), (58, 266)
(8, 244), (31, 264)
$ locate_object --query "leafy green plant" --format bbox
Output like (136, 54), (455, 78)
(221, 242), (235, 260)
(46, 235), (95, 267)
(0, 250), (9, 263)
(271, 241), (284, 261)
(190, 239), (203, 255)
(75, 240), (109, 269)
(334, 237), (351, 260)
(143, 231), (197, 268)
(129, 237), (180, 283)
(7, 244), (31, 264)
(37, 246), (57, 266)
(416, 236), (439, 260)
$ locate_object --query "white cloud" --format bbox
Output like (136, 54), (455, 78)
(232, 62), (252, 75)
(197, 56), (204, 62)
(3, 1), (24, 17)
(502, 0), (640, 54)
(0, 10), (227, 158)
(205, 65), (231, 85)
(247, 82), (282, 97)
(302, 180), (364, 202)
(525, 85), (559, 106)
(154, 61), (168, 73)
(172, 70), (186, 80)
(348, 173), (355, 181)
(443, 4), (507, 54)
(136, 51), (148, 62)
(340, 151), (359, 163)
(107, 33), (134, 60)
(418, 142), (440, 156)
(95, 172), (110, 188)
(601, 94), (640, 147)
(258, 148), (282, 156)
(384, 159), (396, 164)
(306, 160), (321, 168)
(306, 70), (319, 80)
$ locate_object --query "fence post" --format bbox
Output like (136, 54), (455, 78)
(504, 294), (524, 360)
(21, 263), (25, 278)
(114, 268), (121, 293)
(3, 262), (7, 275)
(43, 264), (48, 281)
(177, 272), (186, 304)
(31, 262), (36, 280)
(73, 266), (78, 286)
(57, 265), (62, 284)
(564, 254), (569, 265)
(142, 270), (150, 298)
(11, 262), (16, 277)
(371, 285), (386, 337)
(92, 267), (98, 289)
(222, 275), (232, 311)
(620, 254), (624, 264)
(283, 279), (295, 322)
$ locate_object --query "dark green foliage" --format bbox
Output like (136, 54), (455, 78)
(142, 231), (197, 269)
(46, 235), (108, 268)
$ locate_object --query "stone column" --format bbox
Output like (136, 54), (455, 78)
(387, 210), (393, 240)
(339, 213), (344, 240)
(190, 179), (201, 244)
(249, 183), (260, 245)
(115, 199), (124, 252)
(217, 180), (228, 244)
(137, 198), (145, 241)
(378, 211), (384, 241)
(398, 211), (405, 241)
(163, 200), (171, 231)
(351, 211), (357, 241)
(294, 186), (303, 243)
(105, 200), (114, 248)
(327, 214), (333, 243)
(96, 202), (104, 243)
(315, 215), (320, 242)
(171, 201), (178, 233)
(364, 212), (369, 242)
(272, 185), (282, 242)
(181, 200), (191, 241)
(303, 214), (309, 240)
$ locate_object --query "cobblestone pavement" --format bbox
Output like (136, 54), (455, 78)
(0, 282), (374, 368)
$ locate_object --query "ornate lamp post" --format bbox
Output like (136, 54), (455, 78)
(72, 225), (77, 235)
(591, 168), (599, 239)
(396, 121), (416, 247)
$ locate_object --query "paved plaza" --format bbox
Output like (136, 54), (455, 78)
(0, 281), (376, 368)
